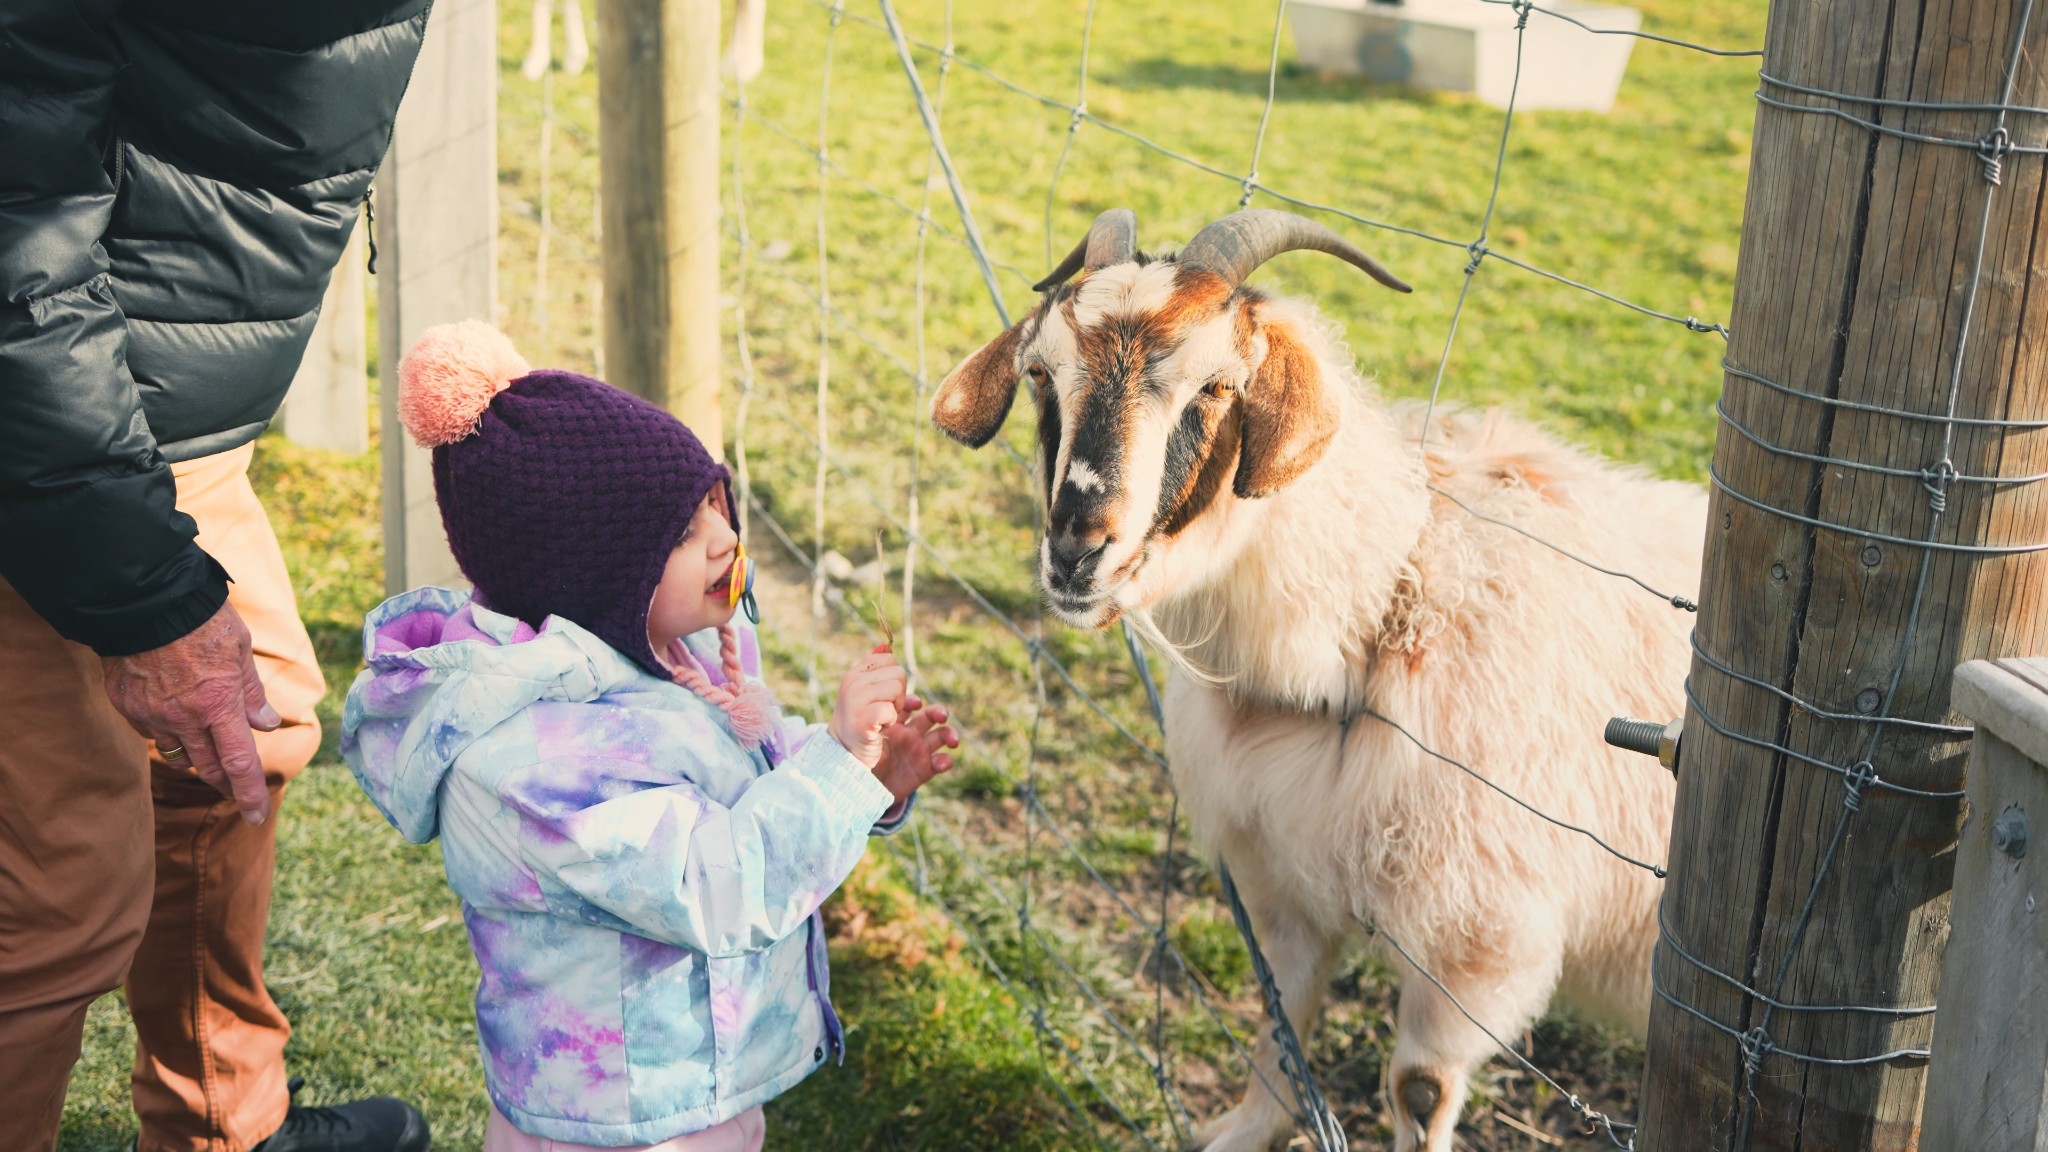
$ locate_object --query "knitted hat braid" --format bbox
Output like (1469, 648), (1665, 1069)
(665, 628), (782, 751)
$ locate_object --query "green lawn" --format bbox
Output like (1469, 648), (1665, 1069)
(63, 0), (1761, 1147)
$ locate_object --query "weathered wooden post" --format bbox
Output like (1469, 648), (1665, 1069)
(375, 0), (498, 593)
(282, 216), (370, 453)
(596, 0), (723, 452)
(1640, 1), (2048, 1149)
(1924, 658), (2048, 1150)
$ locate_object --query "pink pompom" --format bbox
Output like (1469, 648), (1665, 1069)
(723, 681), (782, 751)
(396, 321), (533, 448)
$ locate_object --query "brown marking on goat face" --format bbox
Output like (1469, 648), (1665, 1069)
(1150, 267), (1234, 333)
(934, 321), (1024, 447)
(1155, 396), (1241, 539)
(1234, 304), (1339, 498)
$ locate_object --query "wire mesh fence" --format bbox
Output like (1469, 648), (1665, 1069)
(495, 1), (1768, 1145)
(704, 2), (1761, 1139)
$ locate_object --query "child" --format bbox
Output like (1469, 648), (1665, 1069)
(342, 322), (957, 1151)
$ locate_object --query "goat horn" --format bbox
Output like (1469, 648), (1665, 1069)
(1032, 208), (1139, 292)
(1179, 209), (1411, 293)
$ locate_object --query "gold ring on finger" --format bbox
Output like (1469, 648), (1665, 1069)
(161, 743), (190, 761)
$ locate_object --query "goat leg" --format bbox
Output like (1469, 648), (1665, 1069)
(1189, 863), (1347, 1152)
(521, 0), (553, 80)
(1386, 940), (1561, 1152)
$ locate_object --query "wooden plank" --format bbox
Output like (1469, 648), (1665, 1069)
(1642, 2), (2048, 1148)
(281, 215), (370, 454)
(1923, 661), (2048, 1150)
(596, 0), (723, 453)
(375, 0), (497, 595)
(1953, 658), (2048, 768)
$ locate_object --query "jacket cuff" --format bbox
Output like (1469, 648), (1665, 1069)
(783, 728), (896, 831)
(0, 459), (234, 655)
(91, 556), (231, 656)
(872, 792), (917, 837)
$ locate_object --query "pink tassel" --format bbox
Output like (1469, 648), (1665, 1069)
(724, 681), (781, 749)
(667, 627), (782, 752)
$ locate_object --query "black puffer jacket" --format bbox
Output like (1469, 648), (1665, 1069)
(0, 0), (428, 655)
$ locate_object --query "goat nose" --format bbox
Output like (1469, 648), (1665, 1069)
(1046, 526), (1111, 587)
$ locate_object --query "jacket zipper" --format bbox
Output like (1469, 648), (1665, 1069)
(104, 112), (126, 199)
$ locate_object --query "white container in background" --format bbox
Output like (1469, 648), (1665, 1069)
(1287, 0), (1642, 113)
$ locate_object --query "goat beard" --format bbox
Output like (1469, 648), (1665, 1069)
(1124, 606), (1236, 689)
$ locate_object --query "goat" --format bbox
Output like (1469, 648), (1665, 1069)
(521, 0), (764, 83)
(932, 209), (1698, 1152)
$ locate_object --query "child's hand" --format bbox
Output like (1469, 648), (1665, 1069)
(830, 646), (908, 770)
(871, 695), (959, 804)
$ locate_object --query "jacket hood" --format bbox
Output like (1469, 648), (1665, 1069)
(340, 586), (652, 843)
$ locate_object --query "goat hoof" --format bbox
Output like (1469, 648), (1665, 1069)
(1398, 1072), (1442, 1127)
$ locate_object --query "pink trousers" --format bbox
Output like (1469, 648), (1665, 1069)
(483, 1105), (765, 1152)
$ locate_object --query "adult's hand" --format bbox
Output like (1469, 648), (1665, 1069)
(100, 600), (281, 824)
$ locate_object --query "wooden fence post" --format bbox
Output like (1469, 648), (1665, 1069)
(375, 0), (498, 595)
(281, 215), (370, 453)
(1639, 2), (2048, 1149)
(1924, 659), (2048, 1151)
(595, 0), (723, 454)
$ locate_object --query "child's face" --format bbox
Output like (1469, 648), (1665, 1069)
(646, 486), (742, 655)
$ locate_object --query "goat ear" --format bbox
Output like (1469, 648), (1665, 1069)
(1234, 316), (1338, 498)
(933, 323), (1025, 448)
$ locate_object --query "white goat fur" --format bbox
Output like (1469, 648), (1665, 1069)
(1131, 300), (1700, 1150)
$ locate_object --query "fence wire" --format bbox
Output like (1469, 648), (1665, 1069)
(712, 1), (1778, 1149)
(493, 0), (2048, 1141)
(1654, 4), (2048, 1144)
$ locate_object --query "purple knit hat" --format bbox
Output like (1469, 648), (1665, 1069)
(395, 321), (734, 675)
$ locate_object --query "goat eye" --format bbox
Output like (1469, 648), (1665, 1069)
(1025, 365), (1051, 388)
(1204, 376), (1235, 399)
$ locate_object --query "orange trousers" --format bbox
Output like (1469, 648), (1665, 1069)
(0, 443), (326, 1152)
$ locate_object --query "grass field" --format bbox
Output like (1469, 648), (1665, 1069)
(63, 0), (1763, 1147)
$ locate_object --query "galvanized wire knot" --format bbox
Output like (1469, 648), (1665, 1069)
(1511, 0), (1533, 29)
(1844, 760), (1878, 812)
(1465, 239), (1490, 275)
(1670, 594), (1699, 612)
(1921, 457), (1956, 513)
(1739, 1026), (1775, 1075)
(1978, 126), (2011, 185)
(1239, 175), (1259, 208)
(1066, 103), (1087, 133)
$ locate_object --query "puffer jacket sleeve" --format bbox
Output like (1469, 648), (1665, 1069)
(0, 1), (428, 654)
(507, 733), (898, 959)
(0, 0), (227, 653)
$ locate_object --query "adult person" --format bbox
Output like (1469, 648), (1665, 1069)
(2, 3), (434, 1150)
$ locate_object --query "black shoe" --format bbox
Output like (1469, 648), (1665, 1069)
(250, 1077), (431, 1152)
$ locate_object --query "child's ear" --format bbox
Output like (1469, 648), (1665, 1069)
(933, 322), (1025, 448)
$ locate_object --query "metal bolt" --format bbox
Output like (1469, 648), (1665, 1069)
(1855, 687), (1882, 714)
(1770, 563), (1788, 582)
(1861, 545), (1882, 568)
(1722, 512), (1733, 530)
(1992, 807), (2028, 859)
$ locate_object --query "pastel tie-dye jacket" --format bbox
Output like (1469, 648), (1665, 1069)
(341, 587), (899, 1146)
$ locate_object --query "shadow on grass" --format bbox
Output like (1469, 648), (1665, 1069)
(1103, 57), (1433, 107)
